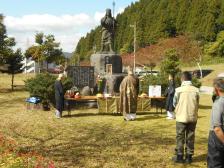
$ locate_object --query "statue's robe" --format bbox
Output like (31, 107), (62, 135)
(119, 75), (139, 117)
(101, 16), (114, 45)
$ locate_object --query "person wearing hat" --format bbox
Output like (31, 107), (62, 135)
(207, 77), (224, 167)
(55, 73), (64, 118)
(119, 67), (139, 121)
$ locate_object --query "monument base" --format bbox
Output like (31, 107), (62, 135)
(104, 73), (127, 94)
(90, 53), (122, 75)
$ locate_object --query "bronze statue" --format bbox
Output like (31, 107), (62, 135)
(100, 9), (116, 53)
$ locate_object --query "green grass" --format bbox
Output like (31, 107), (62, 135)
(0, 73), (213, 167)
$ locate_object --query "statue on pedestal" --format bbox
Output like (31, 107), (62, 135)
(100, 9), (116, 53)
(91, 8), (124, 95)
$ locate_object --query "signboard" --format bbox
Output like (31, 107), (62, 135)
(148, 85), (161, 97)
(104, 56), (111, 72)
(106, 64), (112, 75)
(67, 66), (95, 88)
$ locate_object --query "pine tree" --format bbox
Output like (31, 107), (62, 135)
(25, 33), (64, 71)
(0, 49), (24, 91)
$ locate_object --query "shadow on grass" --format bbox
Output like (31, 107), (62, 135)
(135, 115), (166, 121)
(0, 88), (13, 93)
(194, 153), (207, 163)
(12, 123), (176, 167)
(62, 113), (121, 118)
(0, 87), (26, 93)
(62, 111), (164, 118)
(0, 96), (25, 107)
(137, 111), (165, 115)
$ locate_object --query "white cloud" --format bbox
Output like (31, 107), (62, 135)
(5, 14), (94, 32)
(3, 8), (126, 53)
(117, 7), (125, 14)
(4, 13), (100, 52)
(94, 11), (105, 23)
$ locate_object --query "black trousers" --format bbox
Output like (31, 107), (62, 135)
(176, 122), (197, 155)
(207, 131), (224, 168)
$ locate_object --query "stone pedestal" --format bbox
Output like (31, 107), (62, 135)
(90, 52), (125, 94)
(105, 73), (127, 94)
(90, 53), (122, 75)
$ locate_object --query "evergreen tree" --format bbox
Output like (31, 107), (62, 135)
(0, 14), (23, 90)
(206, 31), (224, 57)
(160, 49), (181, 77)
(73, 0), (224, 61)
(0, 14), (16, 65)
(25, 32), (64, 71)
(0, 49), (24, 91)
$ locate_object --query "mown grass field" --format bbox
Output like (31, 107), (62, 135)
(0, 71), (218, 167)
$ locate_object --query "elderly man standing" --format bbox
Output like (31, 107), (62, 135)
(55, 73), (64, 118)
(172, 71), (200, 164)
(119, 67), (139, 121)
(207, 77), (224, 168)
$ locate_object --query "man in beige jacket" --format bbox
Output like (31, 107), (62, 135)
(172, 71), (199, 164)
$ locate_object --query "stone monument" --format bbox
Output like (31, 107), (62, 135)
(90, 8), (124, 94)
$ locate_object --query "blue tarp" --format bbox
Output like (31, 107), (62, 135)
(26, 97), (41, 104)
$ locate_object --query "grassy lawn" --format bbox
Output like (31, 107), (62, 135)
(0, 73), (213, 167)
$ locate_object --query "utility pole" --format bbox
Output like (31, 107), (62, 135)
(130, 22), (136, 74)
(112, 0), (115, 21)
(78, 54), (80, 66)
(112, 0), (116, 50)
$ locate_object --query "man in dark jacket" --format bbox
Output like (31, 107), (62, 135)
(165, 74), (175, 119)
(55, 73), (64, 118)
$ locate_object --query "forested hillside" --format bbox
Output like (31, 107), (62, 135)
(73, 0), (224, 62)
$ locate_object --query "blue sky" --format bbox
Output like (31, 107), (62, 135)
(1, 0), (136, 16)
(0, 0), (138, 52)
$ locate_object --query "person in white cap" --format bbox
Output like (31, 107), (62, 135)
(54, 73), (64, 118)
